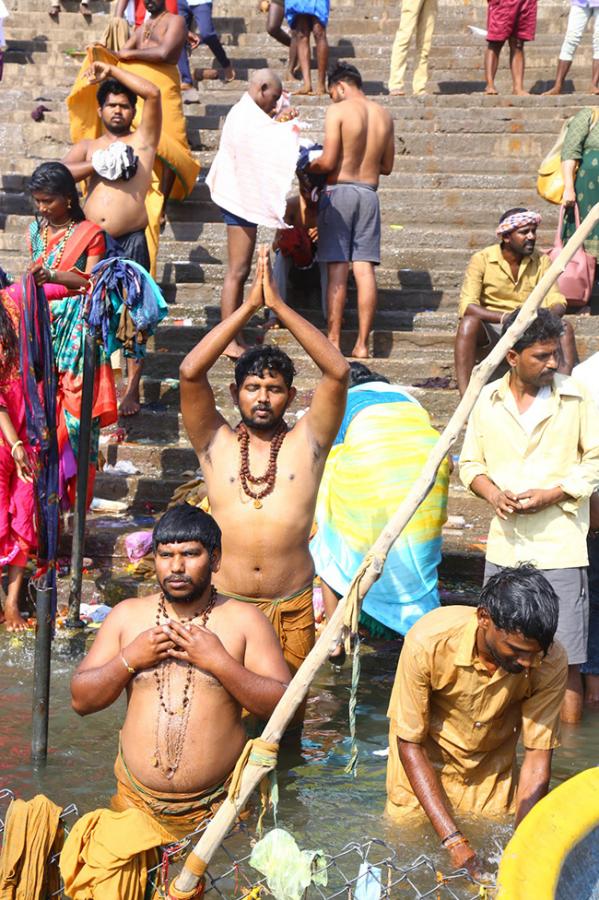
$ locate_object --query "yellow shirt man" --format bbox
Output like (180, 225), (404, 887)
(386, 605), (567, 820)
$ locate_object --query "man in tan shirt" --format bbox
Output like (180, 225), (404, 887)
(454, 207), (575, 395)
(460, 309), (599, 724)
(386, 565), (567, 878)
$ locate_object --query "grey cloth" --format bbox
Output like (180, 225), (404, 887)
(484, 562), (589, 665)
(317, 182), (381, 264)
(481, 321), (510, 379)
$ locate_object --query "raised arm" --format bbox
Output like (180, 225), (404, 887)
(262, 246), (349, 452)
(308, 105), (342, 175)
(179, 258), (265, 456)
(118, 16), (187, 65)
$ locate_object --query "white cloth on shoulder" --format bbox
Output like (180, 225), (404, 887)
(206, 92), (300, 229)
(91, 141), (137, 181)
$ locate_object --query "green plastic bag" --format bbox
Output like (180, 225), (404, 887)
(249, 828), (328, 900)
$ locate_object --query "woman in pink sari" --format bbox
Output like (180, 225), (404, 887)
(0, 288), (36, 632)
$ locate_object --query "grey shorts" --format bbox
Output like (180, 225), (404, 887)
(317, 182), (381, 264)
(484, 562), (589, 665)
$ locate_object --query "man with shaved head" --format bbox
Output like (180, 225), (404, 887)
(207, 69), (298, 358)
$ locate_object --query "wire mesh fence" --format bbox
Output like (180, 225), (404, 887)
(0, 789), (496, 899)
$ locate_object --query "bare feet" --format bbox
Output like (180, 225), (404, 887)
(484, 84), (498, 95)
(315, 82), (326, 95)
(327, 334), (341, 351)
(350, 342), (370, 359)
(223, 340), (248, 360)
(591, 85), (599, 95)
(542, 85), (562, 96)
(119, 391), (141, 417)
(223, 66), (236, 83)
(181, 82), (194, 92)
(3, 601), (29, 633)
(513, 88), (530, 96)
(293, 85), (314, 96)
(389, 89), (405, 96)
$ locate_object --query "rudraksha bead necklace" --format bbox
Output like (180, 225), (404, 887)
(236, 420), (288, 508)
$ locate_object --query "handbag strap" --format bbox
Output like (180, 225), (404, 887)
(555, 202), (581, 247)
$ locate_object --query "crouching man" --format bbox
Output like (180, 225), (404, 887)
(385, 566), (567, 876)
(71, 504), (290, 838)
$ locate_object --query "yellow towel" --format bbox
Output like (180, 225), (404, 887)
(0, 794), (63, 900)
(59, 807), (173, 900)
(67, 45), (200, 274)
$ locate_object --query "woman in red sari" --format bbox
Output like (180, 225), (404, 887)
(0, 289), (36, 631)
(27, 163), (118, 509)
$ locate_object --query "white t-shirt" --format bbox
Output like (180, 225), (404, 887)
(573, 352), (599, 411)
(518, 385), (552, 435)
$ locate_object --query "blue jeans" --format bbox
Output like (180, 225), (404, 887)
(582, 533), (599, 675)
(177, 0), (231, 83)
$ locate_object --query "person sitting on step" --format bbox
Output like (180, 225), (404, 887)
(454, 207), (575, 396)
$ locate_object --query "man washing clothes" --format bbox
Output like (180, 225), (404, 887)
(71, 503), (290, 838)
(64, 62), (161, 417)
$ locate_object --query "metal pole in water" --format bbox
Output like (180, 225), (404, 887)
(31, 584), (52, 762)
(66, 330), (97, 627)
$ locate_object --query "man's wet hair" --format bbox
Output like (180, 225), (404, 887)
(97, 78), (137, 110)
(498, 206), (528, 224)
(234, 346), (296, 389)
(152, 504), (221, 556)
(349, 361), (390, 387)
(328, 61), (363, 89)
(479, 564), (559, 654)
(501, 307), (564, 351)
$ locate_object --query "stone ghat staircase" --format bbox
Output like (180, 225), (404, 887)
(3, 0), (599, 585)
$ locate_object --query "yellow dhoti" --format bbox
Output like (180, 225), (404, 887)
(66, 46), (200, 275)
(220, 583), (315, 676)
(111, 748), (230, 841)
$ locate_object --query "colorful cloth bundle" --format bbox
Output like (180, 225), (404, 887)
(18, 275), (60, 614)
(310, 382), (449, 637)
(85, 258), (168, 359)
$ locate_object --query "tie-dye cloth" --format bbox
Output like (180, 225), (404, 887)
(310, 382), (449, 637)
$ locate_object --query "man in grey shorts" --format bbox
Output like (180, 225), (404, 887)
(308, 62), (394, 358)
(459, 308), (599, 725)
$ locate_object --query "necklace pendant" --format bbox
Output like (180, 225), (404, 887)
(165, 767), (175, 780)
(150, 755), (158, 768)
(253, 498), (263, 509)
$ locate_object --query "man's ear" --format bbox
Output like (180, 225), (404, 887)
(506, 348), (518, 369)
(285, 386), (297, 408)
(477, 607), (491, 631)
(210, 549), (222, 573)
(97, 106), (103, 119)
(229, 382), (239, 405)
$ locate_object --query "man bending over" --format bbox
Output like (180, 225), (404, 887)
(179, 246), (349, 690)
(71, 504), (290, 837)
(386, 565), (567, 877)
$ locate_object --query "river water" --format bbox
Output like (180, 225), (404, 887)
(0, 628), (597, 897)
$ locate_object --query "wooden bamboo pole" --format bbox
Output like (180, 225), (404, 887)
(172, 203), (599, 896)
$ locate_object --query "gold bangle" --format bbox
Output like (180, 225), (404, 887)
(121, 654), (136, 675)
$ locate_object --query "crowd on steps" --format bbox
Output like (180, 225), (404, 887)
(1, 0), (599, 897)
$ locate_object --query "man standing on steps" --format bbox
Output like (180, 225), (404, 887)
(454, 207), (576, 397)
(63, 61), (161, 417)
(179, 245), (349, 688)
(206, 69), (300, 360)
(308, 62), (395, 359)
(484, 0), (537, 96)
(460, 309), (599, 725)
(543, 0), (599, 96)
(387, 0), (438, 97)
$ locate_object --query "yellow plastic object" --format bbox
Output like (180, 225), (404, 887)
(496, 767), (599, 899)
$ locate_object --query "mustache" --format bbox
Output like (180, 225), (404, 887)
(165, 575), (192, 584)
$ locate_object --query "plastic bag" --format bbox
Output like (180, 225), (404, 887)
(249, 828), (327, 900)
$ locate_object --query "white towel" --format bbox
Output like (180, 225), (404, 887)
(206, 92), (300, 229)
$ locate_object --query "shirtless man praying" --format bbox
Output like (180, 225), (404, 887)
(309, 61), (395, 359)
(179, 246), (349, 694)
(71, 503), (290, 838)
(63, 62), (161, 416)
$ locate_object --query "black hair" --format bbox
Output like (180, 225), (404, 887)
(152, 504), (222, 556)
(234, 345), (296, 389)
(479, 564), (559, 654)
(501, 307), (564, 351)
(28, 162), (85, 223)
(328, 61), (363, 89)
(0, 299), (18, 378)
(499, 207), (528, 224)
(349, 361), (390, 387)
(97, 78), (137, 110)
